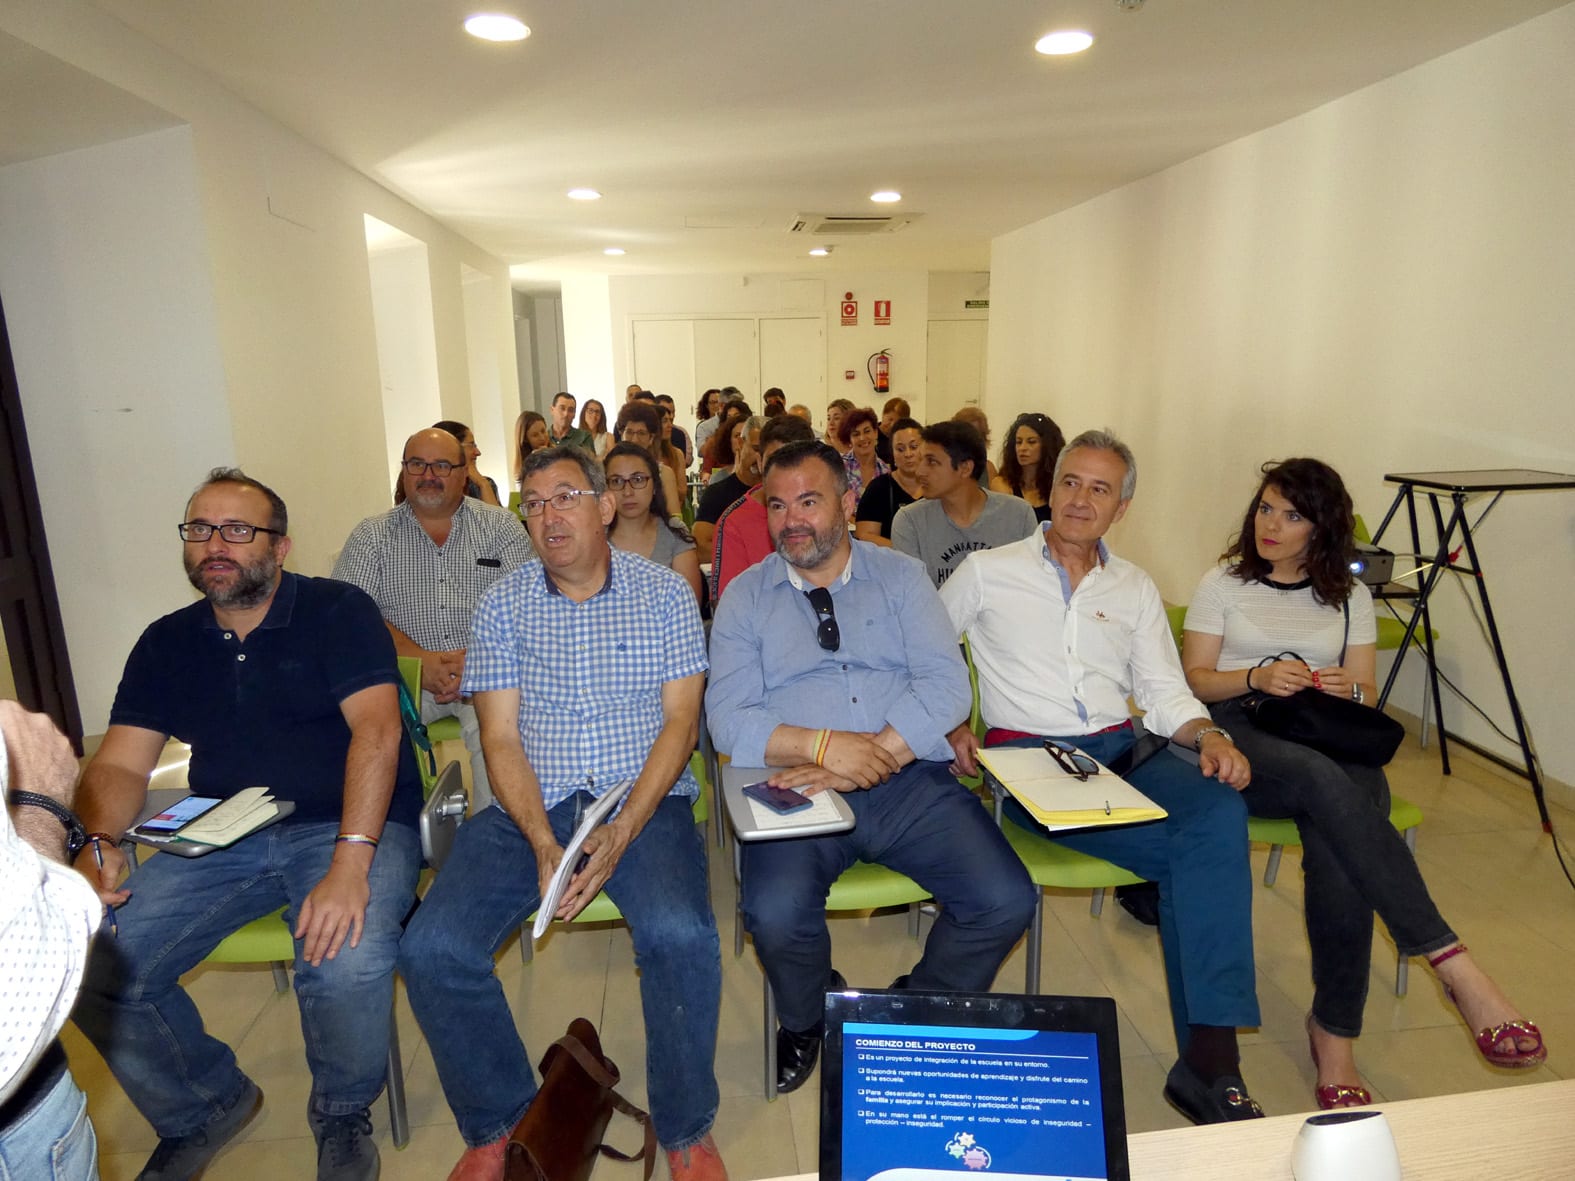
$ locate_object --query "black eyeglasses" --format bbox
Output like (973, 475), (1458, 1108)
(606, 473), (651, 491)
(1044, 739), (1100, 781)
(177, 522), (283, 544)
(804, 586), (840, 652)
(402, 458), (461, 476)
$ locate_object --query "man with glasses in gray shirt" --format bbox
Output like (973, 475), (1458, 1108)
(334, 427), (534, 812)
(706, 440), (1036, 1097)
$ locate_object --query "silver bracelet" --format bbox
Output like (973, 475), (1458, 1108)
(1192, 725), (1231, 752)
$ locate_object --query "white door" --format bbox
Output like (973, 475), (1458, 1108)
(693, 319), (759, 413)
(631, 320), (696, 419)
(760, 317), (827, 425)
(926, 319), (988, 422)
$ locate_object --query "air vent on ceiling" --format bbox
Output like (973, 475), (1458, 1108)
(789, 213), (917, 235)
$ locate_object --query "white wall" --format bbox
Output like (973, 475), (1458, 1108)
(0, 2), (519, 731)
(0, 126), (235, 732)
(366, 235), (442, 488)
(988, 5), (1575, 782)
(601, 270), (932, 424)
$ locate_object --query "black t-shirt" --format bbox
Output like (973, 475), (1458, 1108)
(697, 472), (750, 525)
(855, 473), (918, 540)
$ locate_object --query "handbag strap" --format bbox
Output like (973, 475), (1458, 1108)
(549, 1033), (658, 1181)
(1339, 597), (1351, 666)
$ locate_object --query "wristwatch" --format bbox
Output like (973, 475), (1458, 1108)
(6, 789), (89, 858)
(1351, 684), (1366, 704)
(1192, 725), (1232, 752)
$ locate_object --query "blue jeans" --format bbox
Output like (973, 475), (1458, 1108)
(73, 820), (419, 1137)
(741, 761), (1038, 1032)
(0, 1065), (97, 1181)
(1214, 696), (1454, 1038)
(399, 796), (721, 1152)
(996, 731), (1260, 1051)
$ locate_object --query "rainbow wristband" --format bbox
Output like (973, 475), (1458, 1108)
(335, 833), (379, 849)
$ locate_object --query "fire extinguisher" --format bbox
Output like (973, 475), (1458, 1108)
(868, 350), (891, 394)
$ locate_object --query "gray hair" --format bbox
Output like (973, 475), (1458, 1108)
(1053, 429), (1137, 501)
(521, 444), (607, 494)
(743, 414), (768, 436)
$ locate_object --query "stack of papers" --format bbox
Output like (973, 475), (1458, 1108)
(533, 779), (635, 939)
(975, 747), (1167, 833)
(172, 787), (281, 848)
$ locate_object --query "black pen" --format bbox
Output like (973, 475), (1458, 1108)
(91, 837), (119, 937)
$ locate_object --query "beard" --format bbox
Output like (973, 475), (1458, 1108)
(772, 520), (843, 570)
(185, 547), (281, 609)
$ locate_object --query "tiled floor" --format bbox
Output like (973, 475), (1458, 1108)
(65, 735), (1575, 1180)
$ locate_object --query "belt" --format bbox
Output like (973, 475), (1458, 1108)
(983, 718), (1132, 747)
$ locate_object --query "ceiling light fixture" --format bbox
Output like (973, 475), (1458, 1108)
(566, 188), (601, 201)
(1035, 30), (1094, 55)
(463, 13), (530, 42)
(603, 247), (626, 256)
(809, 247), (831, 257)
(869, 191), (902, 204)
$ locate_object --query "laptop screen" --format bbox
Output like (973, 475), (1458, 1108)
(821, 990), (1129, 1181)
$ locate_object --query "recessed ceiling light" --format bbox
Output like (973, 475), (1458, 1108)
(870, 191), (902, 204)
(1035, 30), (1094, 55)
(464, 13), (530, 42)
(603, 247), (626, 256)
(566, 188), (601, 201)
(809, 247), (831, 257)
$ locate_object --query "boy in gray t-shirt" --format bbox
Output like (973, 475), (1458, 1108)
(892, 422), (1039, 588)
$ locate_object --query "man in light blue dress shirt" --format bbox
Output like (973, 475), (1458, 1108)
(707, 440), (1036, 1096)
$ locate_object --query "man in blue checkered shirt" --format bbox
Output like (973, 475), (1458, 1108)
(333, 427), (534, 812)
(398, 445), (726, 1181)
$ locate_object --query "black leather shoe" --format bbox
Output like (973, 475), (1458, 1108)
(1163, 1058), (1265, 1125)
(1116, 881), (1161, 927)
(889, 974), (911, 990)
(776, 1024), (821, 1094)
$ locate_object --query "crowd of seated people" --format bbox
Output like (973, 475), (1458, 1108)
(58, 397), (1551, 1181)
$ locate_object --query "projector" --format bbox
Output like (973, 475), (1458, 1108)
(1349, 542), (1394, 588)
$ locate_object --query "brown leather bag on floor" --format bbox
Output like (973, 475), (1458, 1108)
(504, 1018), (657, 1181)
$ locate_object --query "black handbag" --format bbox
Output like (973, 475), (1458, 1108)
(504, 1018), (656, 1181)
(1238, 601), (1405, 767)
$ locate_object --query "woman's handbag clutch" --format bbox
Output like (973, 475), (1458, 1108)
(504, 1018), (656, 1181)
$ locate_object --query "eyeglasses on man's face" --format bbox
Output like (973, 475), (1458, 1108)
(606, 473), (651, 491)
(178, 522), (283, 544)
(402, 458), (461, 477)
(521, 489), (601, 517)
(1044, 739), (1100, 781)
(804, 586), (840, 652)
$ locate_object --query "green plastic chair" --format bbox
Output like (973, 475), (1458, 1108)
(395, 655), (461, 753)
(960, 633), (1151, 991)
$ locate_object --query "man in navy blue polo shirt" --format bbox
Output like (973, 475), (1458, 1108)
(71, 468), (420, 1181)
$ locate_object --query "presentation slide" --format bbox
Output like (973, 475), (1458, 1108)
(839, 1021), (1108, 1181)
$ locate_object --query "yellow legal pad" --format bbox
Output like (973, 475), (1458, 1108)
(975, 745), (1168, 833)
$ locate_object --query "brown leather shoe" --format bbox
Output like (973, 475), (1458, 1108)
(446, 1136), (507, 1181)
(667, 1133), (728, 1181)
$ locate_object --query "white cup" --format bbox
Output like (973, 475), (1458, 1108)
(1290, 1110), (1402, 1181)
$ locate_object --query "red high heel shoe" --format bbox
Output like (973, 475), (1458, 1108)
(1306, 1016), (1371, 1110)
(1429, 944), (1548, 1069)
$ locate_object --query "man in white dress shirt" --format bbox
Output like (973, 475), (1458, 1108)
(941, 429), (1264, 1126)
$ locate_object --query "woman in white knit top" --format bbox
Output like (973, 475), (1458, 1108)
(1181, 458), (1546, 1111)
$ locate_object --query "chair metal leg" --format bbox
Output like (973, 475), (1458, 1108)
(735, 898), (746, 958)
(270, 962), (290, 993)
(907, 902), (921, 939)
(763, 976), (778, 1102)
(1089, 888), (1105, 917)
(1264, 845), (1284, 886)
(385, 1010), (409, 1149)
(520, 927), (533, 964)
(1023, 893), (1044, 995)
(1419, 663), (1432, 750)
(1395, 954), (1409, 998)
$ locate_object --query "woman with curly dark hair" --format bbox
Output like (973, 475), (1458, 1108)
(991, 412), (1064, 522)
(1181, 458), (1546, 1111)
(701, 401), (751, 484)
(837, 406), (889, 502)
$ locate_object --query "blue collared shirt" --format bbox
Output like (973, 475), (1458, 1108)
(464, 549), (707, 808)
(706, 541), (969, 767)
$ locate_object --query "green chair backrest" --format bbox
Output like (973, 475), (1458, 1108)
(395, 655), (438, 792)
(1354, 513), (1372, 545)
(1165, 604), (1188, 654)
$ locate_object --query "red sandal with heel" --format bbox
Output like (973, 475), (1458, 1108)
(1306, 1015), (1372, 1110)
(1428, 944), (1548, 1069)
